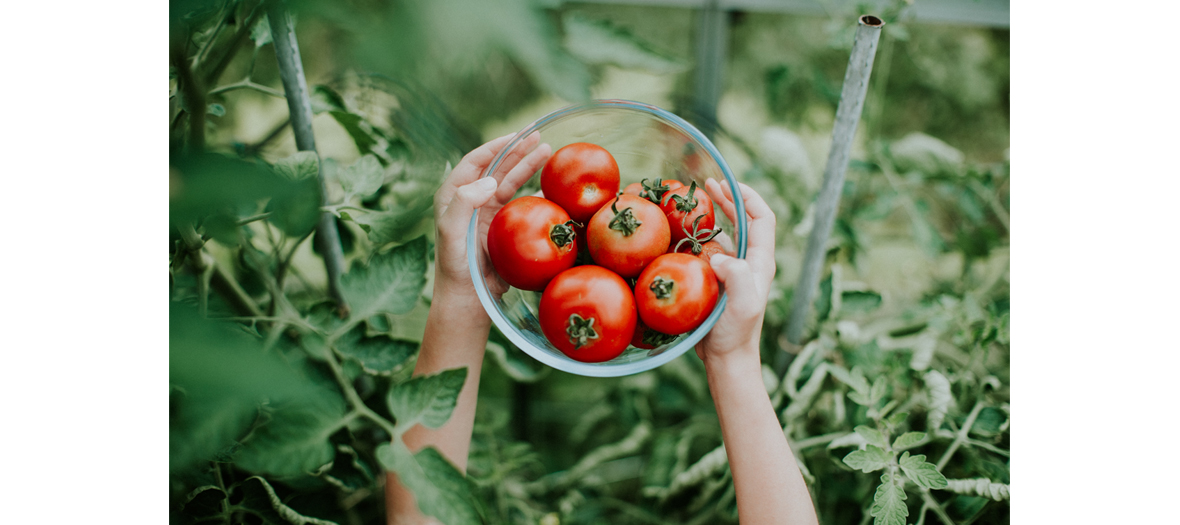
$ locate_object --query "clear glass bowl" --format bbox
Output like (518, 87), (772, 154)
(466, 100), (748, 377)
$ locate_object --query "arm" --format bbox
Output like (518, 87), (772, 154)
(386, 133), (552, 524)
(696, 179), (819, 525)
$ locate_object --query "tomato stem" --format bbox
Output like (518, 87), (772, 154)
(608, 198), (643, 236)
(649, 276), (675, 300)
(641, 328), (678, 347)
(670, 180), (700, 212)
(550, 220), (579, 248)
(638, 178), (672, 204)
(565, 314), (600, 349)
(674, 214), (722, 254)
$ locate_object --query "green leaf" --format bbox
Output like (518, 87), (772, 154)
(170, 151), (282, 227)
(815, 273), (833, 323)
(231, 476), (339, 525)
(855, 426), (888, 449)
(485, 341), (546, 383)
(900, 452), (948, 490)
(886, 411), (910, 428)
(234, 392), (348, 477)
(311, 85), (347, 114)
(925, 370), (953, 432)
(338, 154), (384, 200)
(870, 472), (908, 525)
(842, 445), (890, 473)
(341, 205), (431, 245)
(841, 291), (883, 313)
(870, 376), (888, 405)
(340, 236), (429, 320)
(562, 14), (686, 74)
(322, 445), (375, 492)
(848, 391), (872, 407)
(892, 432), (926, 450)
(335, 326), (418, 375)
(265, 174), (322, 237)
(273, 151), (320, 181)
(250, 15), (273, 48)
(376, 442), (480, 525)
(387, 367), (468, 432)
(330, 111), (379, 158)
(169, 304), (324, 473)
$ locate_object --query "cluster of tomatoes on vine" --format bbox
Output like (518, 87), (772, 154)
(487, 142), (730, 363)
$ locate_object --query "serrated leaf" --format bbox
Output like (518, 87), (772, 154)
(887, 411), (910, 428)
(562, 14), (686, 74)
(170, 304), (324, 474)
(311, 85), (346, 114)
(340, 236), (428, 321)
(335, 326), (417, 375)
(273, 151), (320, 181)
(870, 376), (887, 405)
(338, 154), (384, 200)
(925, 370), (953, 432)
(842, 445), (890, 473)
(266, 174), (321, 237)
(231, 476), (339, 525)
(848, 391), (872, 406)
(855, 426), (888, 449)
(376, 442), (480, 525)
(486, 341), (546, 382)
(250, 15), (273, 48)
(330, 111), (379, 158)
(892, 432), (926, 450)
(899, 453), (948, 490)
(342, 205), (432, 245)
(870, 472), (908, 525)
(387, 367), (468, 432)
(235, 392), (348, 477)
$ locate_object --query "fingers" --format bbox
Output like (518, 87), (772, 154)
(709, 253), (762, 319)
(489, 131), (541, 184)
(436, 133), (515, 210)
(495, 142), (552, 203)
(437, 176), (498, 244)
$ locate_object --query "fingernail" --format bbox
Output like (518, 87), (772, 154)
(477, 177), (498, 191)
(710, 253), (730, 265)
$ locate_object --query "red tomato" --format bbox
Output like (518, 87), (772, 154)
(672, 239), (728, 263)
(630, 318), (677, 350)
(487, 196), (579, 291)
(635, 253), (719, 335)
(587, 194), (671, 279)
(622, 178), (684, 205)
(669, 214), (728, 262)
(541, 143), (620, 223)
(661, 180), (715, 247)
(539, 265), (637, 362)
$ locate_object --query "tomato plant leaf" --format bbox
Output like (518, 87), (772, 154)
(337, 154), (384, 201)
(230, 476), (339, 525)
(234, 392), (348, 478)
(870, 472), (908, 525)
(827, 431), (868, 450)
(855, 426), (888, 449)
(273, 151), (320, 181)
(311, 85), (346, 114)
(899, 453), (948, 490)
(330, 111), (380, 158)
(892, 431), (926, 450)
(265, 174), (322, 238)
(335, 327), (418, 375)
(340, 236), (428, 321)
(250, 15), (273, 48)
(485, 340), (547, 383)
(376, 442), (481, 525)
(387, 367), (468, 432)
(842, 445), (890, 473)
(870, 376), (888, 405)
(562, 14), (686, 74)
(924, 370), (953, 433)
(322, 444), (375, 492)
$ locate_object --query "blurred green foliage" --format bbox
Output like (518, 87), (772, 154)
(170, 0), (1008, 523)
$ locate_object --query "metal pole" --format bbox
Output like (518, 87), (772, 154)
(779, 15), (884, 374)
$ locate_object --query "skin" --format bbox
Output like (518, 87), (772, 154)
(388, 137), (818, 525)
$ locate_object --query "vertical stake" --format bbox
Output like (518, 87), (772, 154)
(779, 15), (884, 375)
(268, 2), (350, 316)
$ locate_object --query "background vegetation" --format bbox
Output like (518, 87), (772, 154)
(169, 0), (1009, 523)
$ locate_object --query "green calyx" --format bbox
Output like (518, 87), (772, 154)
(649, 276), (675, 300)
(565, 313), (600, 349)
(641, 329), (677, 347)
(608, 197), (643, 237)
(550, 220), (580, 248)
(670, 180), (700, 212)
(638, 178), (672, 204)
(673, 214), (721, 254)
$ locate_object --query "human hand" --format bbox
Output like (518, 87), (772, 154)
(695, 178), (777, 365)
(432, 132), (552, 303)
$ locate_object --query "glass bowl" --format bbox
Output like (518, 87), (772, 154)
(466, 100), (747, 377)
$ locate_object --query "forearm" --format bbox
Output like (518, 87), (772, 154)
(386, 282), (491, 525)
(705, 349), (818, 525)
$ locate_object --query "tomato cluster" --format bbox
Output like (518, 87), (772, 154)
(488, 142), (727, 363)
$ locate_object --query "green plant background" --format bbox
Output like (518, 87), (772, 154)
(169, 1), (1009, 523)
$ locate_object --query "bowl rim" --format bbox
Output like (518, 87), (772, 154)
(466, 99), (747, 377)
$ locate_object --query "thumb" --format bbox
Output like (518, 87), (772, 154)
(440, 176), (498, 239)
(710, 253), (759, 315)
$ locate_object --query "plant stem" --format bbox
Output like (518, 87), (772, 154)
(268, 1), (350, 315)
(208, 79), (286, 98)
(781, 15), (885, 375)
(236, 212), (273, 225)
(171, 44), (206, 151)
(936, 401), (985, 471)
(920, 489), (956, 525)
(323, 342), (399, 438)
